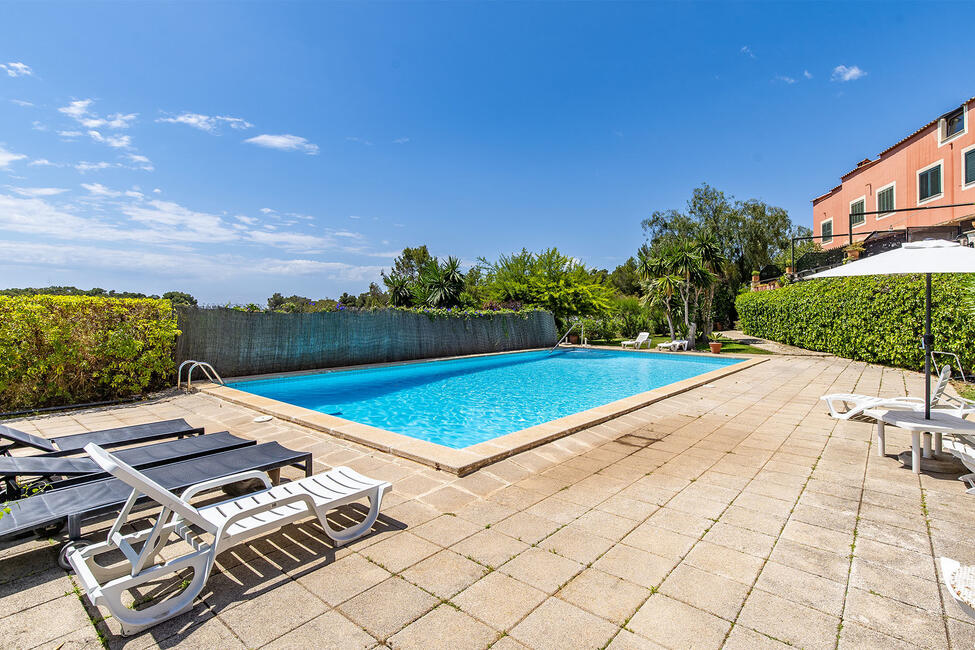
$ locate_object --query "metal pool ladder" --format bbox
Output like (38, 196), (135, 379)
(177, 360), (226, 389)
(549, 322), (583, 353)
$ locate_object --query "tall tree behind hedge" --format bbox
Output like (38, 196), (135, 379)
(641, 184), (809, 289)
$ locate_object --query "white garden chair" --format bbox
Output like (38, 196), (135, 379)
(821, 365), (970, 420)
(67, 443), (391, 636)
(622, 332), (650, 349)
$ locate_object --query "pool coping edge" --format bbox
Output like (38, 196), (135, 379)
(198, 354), (768, 476)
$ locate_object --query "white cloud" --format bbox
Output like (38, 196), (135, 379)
(9, 187), (68, 197)
(803, 70), (813, 79)
(346, 136), (372, 146)
(246, 230), (333, 252)
(152, 188), (162, 194)
(236, 215), (259, 225)
(393, 137), (410, 144)
(740, 45), (755, 59)
(156, 112), (253, 133)
(124, 153), (154, 171)
(244, 134), (319, 155)
(259, 207), (275, 215)
(255, 259), (383, 279)
(75, 161), (117, 172)
(10, 99), (34, 107)
(81, 182), (122, 197)
(88, 130), (132, 148)
(774, 74), (796, 84)
(0, 62), (33, 77)
(831, 65), (866, 82)
(28, 158), (58, 167)
(0, 145), (27, 168)
(31, 121), (47, 131)
(58, 130), (83, 138)
(59, 99), (93, 120)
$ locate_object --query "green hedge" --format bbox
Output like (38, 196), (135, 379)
(0, 296), (179, 410)
(736, 275), (975, 371)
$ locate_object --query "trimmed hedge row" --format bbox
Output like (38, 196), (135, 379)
(0, 296), (179, 410)
(736, 275), (975, 371)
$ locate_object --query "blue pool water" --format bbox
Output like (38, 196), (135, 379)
(229, 349), (741, 449)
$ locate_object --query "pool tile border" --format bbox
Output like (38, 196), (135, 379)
(198, 352), (768, 476)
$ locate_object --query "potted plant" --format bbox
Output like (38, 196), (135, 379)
(751, 270), (760, 282)
(709, 339), (723, 354)
(844, 241), (865, 261)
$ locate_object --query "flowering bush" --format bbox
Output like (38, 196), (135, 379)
(0, 296), (179, 410)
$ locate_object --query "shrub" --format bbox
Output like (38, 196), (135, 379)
(735, 275), (975, 371)
(0, 296), (179, 410)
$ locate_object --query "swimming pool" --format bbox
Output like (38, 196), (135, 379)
(228, 349), (743, 449)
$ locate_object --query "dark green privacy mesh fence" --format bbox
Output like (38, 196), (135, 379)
(175, 308), (558, 377)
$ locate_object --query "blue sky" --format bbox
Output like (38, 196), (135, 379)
(1, 2), (972, 304)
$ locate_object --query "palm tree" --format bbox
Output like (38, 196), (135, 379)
(665, 238), (710, 347)
(382, 272), (413, 307)
(643, 274), (681, 339)
(693, 231), (730, 341)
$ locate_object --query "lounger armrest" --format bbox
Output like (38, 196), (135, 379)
(180, 470), (273, 502)
(943, 394), (975, 408)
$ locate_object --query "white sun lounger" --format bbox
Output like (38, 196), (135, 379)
(622, 332), (650, 349)
(940, 557), (975, 618)
(821, 365), (957, 420)
(67, 443), (391, 635)
(656, 339), (689, 352)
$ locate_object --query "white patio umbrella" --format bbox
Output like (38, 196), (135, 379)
(808, 239), (975, 419)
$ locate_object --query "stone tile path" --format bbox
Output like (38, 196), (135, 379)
(2, 354), (974, 649)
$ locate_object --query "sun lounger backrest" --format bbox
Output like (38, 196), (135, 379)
(0, 424), (57, 452)
(636, 332), (649, 342)
(84, 443), (211, 530)
(932, 365), (952, 404)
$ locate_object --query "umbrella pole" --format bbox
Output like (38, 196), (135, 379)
(925, 273), (932, 420)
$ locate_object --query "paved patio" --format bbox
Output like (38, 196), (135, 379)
(3, 353), (975, 649)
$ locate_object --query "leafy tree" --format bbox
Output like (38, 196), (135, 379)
(161, 291), (197, 307)
(383, 274), (413, 307)
(608, 257), (642, 296)
(390, 245), (433, 283)
(480, 248), (614, 327)
(338, 292), (357, 307)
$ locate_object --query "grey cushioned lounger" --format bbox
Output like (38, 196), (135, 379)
(0, 442), (313, 542)
(0, 432), (254, 498)
(0, 419), (204, 456)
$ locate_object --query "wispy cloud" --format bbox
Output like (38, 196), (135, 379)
(124, 153), (154, 171)
(9, 186), (68, 197)
(0, 145), (27, 168)
(803, 70), (813, 79)
(10, 99), (34, 107)
(393, 137), (410, 145)
(28, 158), (60, 167)
(31, 121), (47, 131)
(831, 65), (866, 82)
(75, 161), (118, 173)
(58, 130), (84, 138)
(0, 62), (33, 77)
(156, 112), (253, 133)
(81, 182), (122, 197)
(773, 74), (796, 84)
(244, 134), (319, 155)
(740, 45), (756, 59)
(88, 130), (132, 148)
(346, 136), (373, 146)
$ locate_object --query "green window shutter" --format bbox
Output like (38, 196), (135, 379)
(966, 150), (975, 185)
(932, 166), (941, 194)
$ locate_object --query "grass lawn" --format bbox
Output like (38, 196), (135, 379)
(584, 334), (773, 355)
(956, 381), (975, 401)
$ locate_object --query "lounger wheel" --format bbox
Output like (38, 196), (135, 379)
(59, 539), (92, 570)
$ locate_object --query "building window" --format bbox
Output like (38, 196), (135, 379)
(877, 184), (895, 216)
(966, 148), (975, 187)
(918, 163), (942, 203)
(943, 108), (965, 141)
(821, 219), (833, 244)
(850, 198), (866, 227)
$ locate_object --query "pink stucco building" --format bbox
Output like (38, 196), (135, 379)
(812, 97), (975, 250)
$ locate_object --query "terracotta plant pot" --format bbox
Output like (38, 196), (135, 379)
(709, 342), (722, 354)
(846, 250), (861, 261)
(568, 334), (579, 344)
